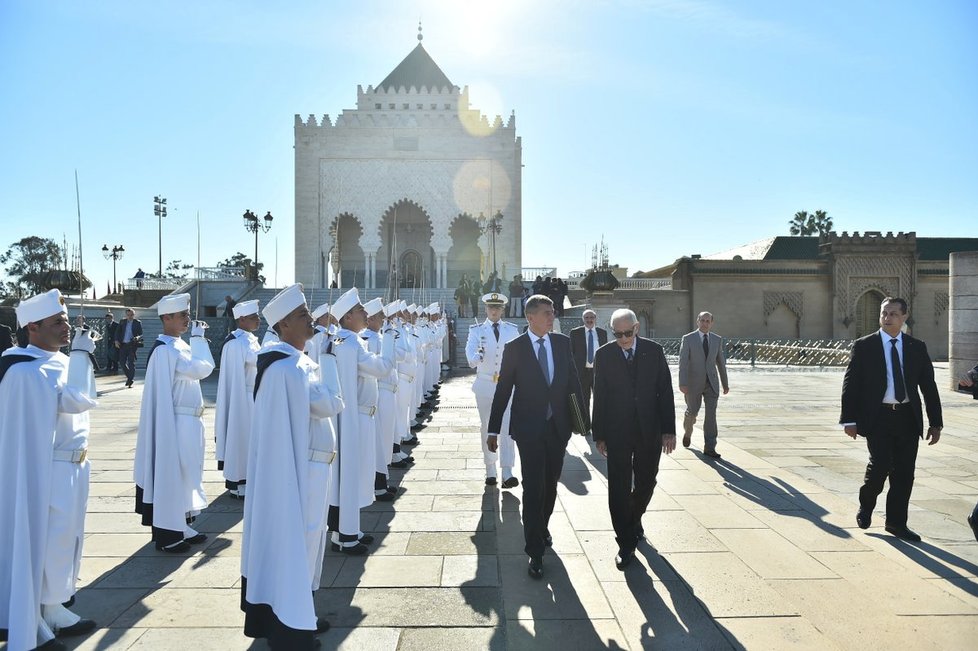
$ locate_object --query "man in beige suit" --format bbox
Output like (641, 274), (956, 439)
(678, 311), (729, 458)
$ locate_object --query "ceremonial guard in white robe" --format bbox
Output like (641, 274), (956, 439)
(360, 299), (401, 501)
(134, 293), (215, 552)
(409, 305), (428, 432)
(466, 293), (521, 487)
(302, 302), (333, 359)
(383, 301), (413, 469)
(0, 290), (98, 650)
(240, 284), (344, 649)
(392, 301), (419, 454)
(214, 300), (260, 499)
(327, 289), (395, 554)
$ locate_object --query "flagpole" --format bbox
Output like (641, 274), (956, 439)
(74, 170), (85, 317)
(195, 211), (201, 319)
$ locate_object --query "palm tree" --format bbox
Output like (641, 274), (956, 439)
(788, 211), (812, 235)
(811, 209), (833, 236)
(788, 210), (834, 236)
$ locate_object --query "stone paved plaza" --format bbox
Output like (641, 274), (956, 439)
(32, 363), (978, 650)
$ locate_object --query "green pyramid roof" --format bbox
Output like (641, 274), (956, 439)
(378, 43), (454, 92)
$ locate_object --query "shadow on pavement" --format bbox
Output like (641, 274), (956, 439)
(867, 534), (978, 598)
(705, 455), (851, 539)
(629, 545), (746, 650)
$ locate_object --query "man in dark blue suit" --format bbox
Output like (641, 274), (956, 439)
(488, 294), (587, 579)
(114, 307), (143, 388)
(592, 309), (676, 570)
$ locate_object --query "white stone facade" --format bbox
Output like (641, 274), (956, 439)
(294, 45), (522, 290)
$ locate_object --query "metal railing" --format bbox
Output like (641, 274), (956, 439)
(195, 266), (247, 281)
(656, 338), (853, 367)
(123, 277), (183, 291)
(618, 278), (672, 290)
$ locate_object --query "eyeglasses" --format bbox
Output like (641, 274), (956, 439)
(612, 329), (635, 339)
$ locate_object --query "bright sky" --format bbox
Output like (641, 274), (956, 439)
(1, 0), (976, 294)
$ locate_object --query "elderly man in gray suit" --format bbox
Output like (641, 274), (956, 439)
(678, 311), (729, 458)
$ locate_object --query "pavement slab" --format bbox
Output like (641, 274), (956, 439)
(34, 364), (975, 650)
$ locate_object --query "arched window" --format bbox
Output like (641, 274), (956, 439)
(855, 290), (885, 338)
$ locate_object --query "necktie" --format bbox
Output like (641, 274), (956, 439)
(587, 329), (594, 365)
(891, 338), (906, 403)
(703, 333), (710, 358)
(538, 337), (552, 419)
(625, 348), (634, 367)
(537, 338), (550, 384)
(493, 322), (499, 342)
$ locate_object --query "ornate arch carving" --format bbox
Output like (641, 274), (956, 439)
(763, 291), (803, 325)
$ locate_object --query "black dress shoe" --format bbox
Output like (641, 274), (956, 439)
(856, 509), (871, 530)
(615, 549), (634, 570)
(56, 618), (97, 637)
(485, 477), (498, 486)
(403, 435), (420, 443)
(386, 486), (398, 495)
(37, 639), (68, 650)
(359, 533), (375, 545)
(156, 541), (191, 553)
(375, 491), (396, 502)
(703, 449), (721, 459)
(330, 542), (368, 555)
(968, 513), (978, 543)
(185, 533), (208, 545)
(527, 556), (544, 579)
(501, 477), (520, 489)
(390, 459), (410, 469)
(316, 617), (330, 633)
(884, 524), (921, 542)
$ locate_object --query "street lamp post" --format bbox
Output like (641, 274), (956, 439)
(154, 195), (167, 277)
(102, 244), (125, 293)
(243, 210), (273, 281)
(477, 210), (504, 278)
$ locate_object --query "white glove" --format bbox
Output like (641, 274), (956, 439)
(72, 328), (97, 354)
(191, 320), (208, 337)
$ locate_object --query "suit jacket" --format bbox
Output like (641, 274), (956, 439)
(569, 325), (608, 374)
(591, 337), (676, 443)
(840, 331), (943, 437)
(488, 331), (586, 443)
(115, 318), (143, 345)
(678, 330), (728, 394)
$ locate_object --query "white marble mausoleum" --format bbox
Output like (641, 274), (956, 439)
(294, 29), (522, 290)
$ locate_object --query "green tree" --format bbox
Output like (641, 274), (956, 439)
(788, 210), (833, 236)
(0, 236), (63, 296)
(218, 252), (265, 283)
(160, 259), (194, 280)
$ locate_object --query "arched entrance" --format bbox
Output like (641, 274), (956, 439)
(378, 200), (434, 288)
(330, 213), (363, 288)
(399, 250), (423, 290)
(855, 289), (885, 338)
(447, 214), (481, 288)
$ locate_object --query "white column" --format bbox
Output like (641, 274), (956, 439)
(369, 254), (376, 289)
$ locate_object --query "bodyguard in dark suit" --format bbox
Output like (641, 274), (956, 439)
(115, 307), (143, 388)
(569, 309), (608, 416)
(592, 309), (676, 569)
(841, 297), (942, 542)
(488, 294), (587, 579)
(104, 312), (120, 374)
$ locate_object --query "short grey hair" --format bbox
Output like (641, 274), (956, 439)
(524, 294), (554, 314)
(697, 311), (714, 321)
(582, 309), (596, 319)
(610, 308), (637, 328)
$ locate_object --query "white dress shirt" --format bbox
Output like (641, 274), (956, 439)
(880, 329), (909, 404)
